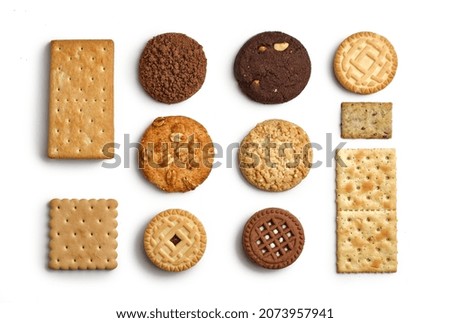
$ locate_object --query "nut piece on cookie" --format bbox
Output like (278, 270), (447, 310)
(234, 31), (311, 104)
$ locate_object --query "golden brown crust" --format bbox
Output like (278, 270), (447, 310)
(334, 32), (397, 94)
(139, 116), (214, 192)
(143, 209), (206, 272)
(48, 199), (118, 270)
(238, 119), (312, 192)
(48, 40), (114, 159)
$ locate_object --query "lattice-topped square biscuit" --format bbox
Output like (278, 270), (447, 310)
(49, 199), (118, 270)
(48, 40), (114, 159)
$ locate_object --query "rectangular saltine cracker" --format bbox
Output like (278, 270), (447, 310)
(341, 102), (392, 139)
(48, 40), (114, 159)
(337, 210), (397, 273)
(336, 148), (397, 273)
(49, 199), (118, 270)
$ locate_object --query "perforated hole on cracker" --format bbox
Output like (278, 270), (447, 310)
(335, 149), (397, 273)
(48, 199), (118, 270)
(48, 40), (114, 159)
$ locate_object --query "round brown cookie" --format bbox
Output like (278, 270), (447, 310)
(144, 209), (207, 272)
(242, 208), (305, 269)
(238, 119), (312, 192)
(139, 33), (207, 104)
(234, 31), (311, 104)
(139, 116), (214, 192)
(334, 31), (397, 94)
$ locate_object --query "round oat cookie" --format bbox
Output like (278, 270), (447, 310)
(334, 31), (397, 94)
(238, 119), (312, 192)
(139, 116), (214, 192)
(234, 31), (311, 104)
(138, 33), (207, 104)
(144, 209), (207, 272)
(242, 208), (305, 269)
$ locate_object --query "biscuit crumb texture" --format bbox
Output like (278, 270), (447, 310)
(139, 33), (206, 104)
(239, 119), (312, 192)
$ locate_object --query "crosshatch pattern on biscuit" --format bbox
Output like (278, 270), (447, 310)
(48, 199), (118, 270)
(48, 40), (114, 159)
(336, 149), (397, 273)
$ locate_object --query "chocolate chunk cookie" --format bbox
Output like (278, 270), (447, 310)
(242, 208), (305, 269)
(139, 116), (214, 192)
(139, 33), (207, 104)
(234, 31), (311, 104)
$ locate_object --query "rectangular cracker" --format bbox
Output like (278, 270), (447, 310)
(337, 210), (397, 273)
(341, 102), (392, 139)
(336, 148), (396, 210)
(336, 148), (397, 273)
(48, 40), (114, 159)
(49, 199), (118, 270)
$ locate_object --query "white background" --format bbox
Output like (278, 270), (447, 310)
(1, 0), (448, 322)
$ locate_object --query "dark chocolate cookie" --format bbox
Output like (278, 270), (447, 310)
(242, 208), (305, 269)
(234, 31), (311, 104)
(139, 33), (207, 104)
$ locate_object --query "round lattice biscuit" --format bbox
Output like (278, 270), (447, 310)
(334, 31), (397, 94)
(242, 208), (304, 269)
(139, 116), (214, 192)
(144, 209), (207, 272)
(238, 119), (312, 192)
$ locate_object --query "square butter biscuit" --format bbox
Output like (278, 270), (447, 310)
(49, 199), (118, 270)
(48, 40), (114, 159)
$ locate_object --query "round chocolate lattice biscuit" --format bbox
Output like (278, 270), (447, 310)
(139, 116), (214, 192)
(238, 119), (312, 192)
(242, 208), (305, 269)
(334, 31), (397, 94)
(234, 31), (311, 104)
(144, 209), (207, 272)
(139, 33), (207, 104)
